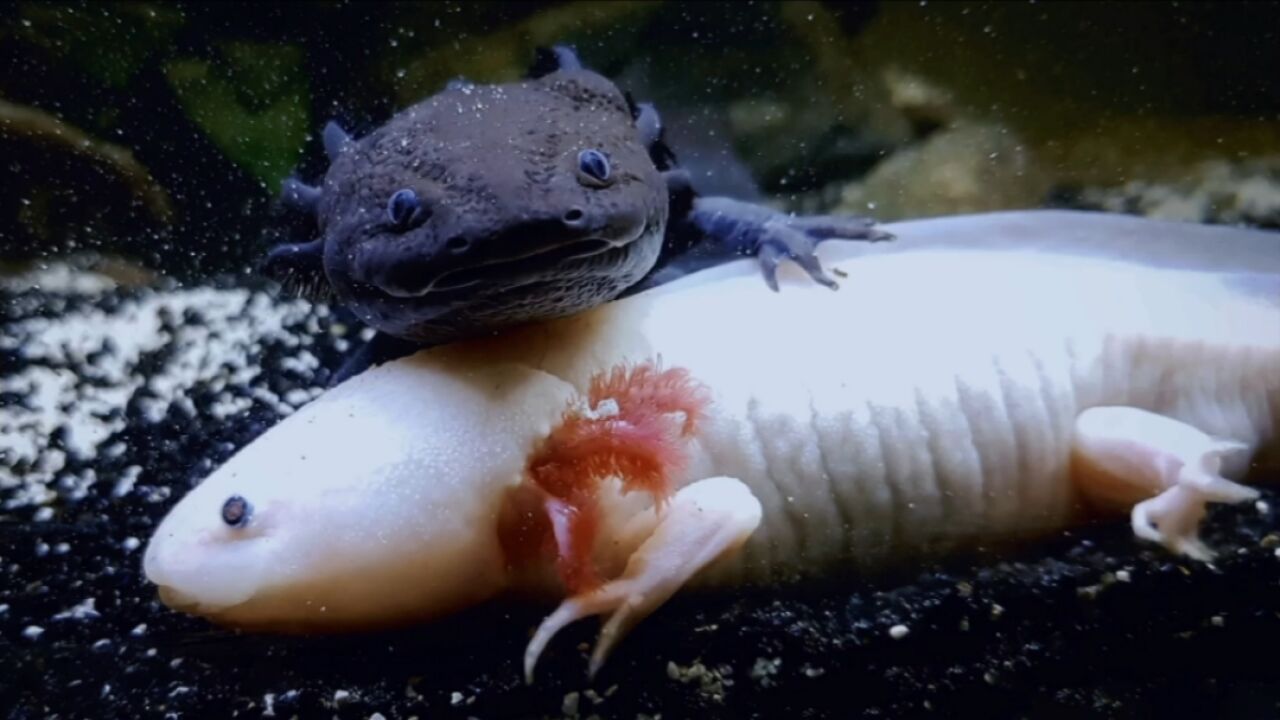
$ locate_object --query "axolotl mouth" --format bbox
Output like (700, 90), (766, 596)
(155, 585), (225, 616)
(342, 216), (665, 342)
(357, 206), (658, 302)
(415, 236), (632, 296)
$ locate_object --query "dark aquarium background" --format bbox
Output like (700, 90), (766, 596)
(3, 2), (1280, 719)
(4, 0), (1280, 278)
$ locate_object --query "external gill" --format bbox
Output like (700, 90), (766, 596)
(521, 359), (711, 594)
(511, 359), (763, 683)
(261, 238), (332, 303)
(265, 120), (354, 300)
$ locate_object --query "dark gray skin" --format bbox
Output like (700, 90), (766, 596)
(267, 47), (891, 384)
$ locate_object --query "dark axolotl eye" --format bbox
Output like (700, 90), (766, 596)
(576, 149), (613, 187)
(221, 495), (252, 528)
(386, 188), (429, 230)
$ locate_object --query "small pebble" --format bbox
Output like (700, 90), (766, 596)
(562, 691), (580, 716)
(750, 656), (782, 686)
(889, 624), (910, 640)
(333, 689), (352, 706)
(23, 625), (45, 640)
(53, 597), (99, 621)
(122, 537), (141, 552)
(284, 388), (311, 407)
(1115, 570), (1131, 583)
(1257, 500), (1271, 514)
(130, 623), (147, 636)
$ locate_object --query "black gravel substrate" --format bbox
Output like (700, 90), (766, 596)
(3, 269), (1280, 720)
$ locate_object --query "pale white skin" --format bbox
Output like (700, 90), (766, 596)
(144, 210), (1280, 679)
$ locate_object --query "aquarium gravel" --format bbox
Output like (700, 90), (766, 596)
(4, 265), (1280, 720)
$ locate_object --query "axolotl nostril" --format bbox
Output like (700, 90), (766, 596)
(265, 46), (892, 383)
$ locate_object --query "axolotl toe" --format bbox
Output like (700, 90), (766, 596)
(266, 46), (891, 382)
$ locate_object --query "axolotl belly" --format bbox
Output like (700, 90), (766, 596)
(143, 210), (1280, 680)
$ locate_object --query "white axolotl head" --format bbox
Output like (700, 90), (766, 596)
(143, 353), (574, 631)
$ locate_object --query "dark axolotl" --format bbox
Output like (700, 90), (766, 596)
(266, 46), (891, 383)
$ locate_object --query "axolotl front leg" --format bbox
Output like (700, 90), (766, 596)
(525, 475), (761, 682)
(671, 174), (893, 291)
(503, 360), (763, 682)
(625, 101), (893, 293)
(691, 190), (890, 292)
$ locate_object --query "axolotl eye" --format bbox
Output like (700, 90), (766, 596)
(221, 495), (252, 528)
(386, 188), (429, 230)
(576, 149), (612, 187)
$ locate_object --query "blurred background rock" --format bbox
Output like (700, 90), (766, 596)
(2, 0), (1278, 282)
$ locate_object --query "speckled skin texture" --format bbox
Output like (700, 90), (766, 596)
(316, 68), (667, 344)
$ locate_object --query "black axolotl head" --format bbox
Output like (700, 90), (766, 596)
(267, 47), (669, 345)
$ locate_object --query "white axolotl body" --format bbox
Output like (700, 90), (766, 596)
(144, 210), (1280, 680)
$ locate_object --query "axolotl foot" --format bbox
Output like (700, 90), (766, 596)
(647, 181), (894, 293)
(508, 359), (763, 681)
(1072, 405), (1260, 562)
(751, 208), (895, 291)
(524, 476), (762, 683)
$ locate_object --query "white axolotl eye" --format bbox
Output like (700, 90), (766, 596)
(143, 489), (274, 613)
(221, 495), (252, 528)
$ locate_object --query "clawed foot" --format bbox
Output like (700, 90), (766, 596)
(1073, 405), (1258, 562)
(685, 195), (893, 293)
(755, 213), (893, 291)
(523, 476), (762, 683)
(1129, 439), (1257, 561)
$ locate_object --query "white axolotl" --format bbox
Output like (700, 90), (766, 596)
(143, 210), (1280, 682)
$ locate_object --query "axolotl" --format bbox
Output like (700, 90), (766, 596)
(144, 210), (1280, 681)
(265, 46), (890, 382)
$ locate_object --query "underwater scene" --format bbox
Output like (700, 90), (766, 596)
(3, 2), (1280, 718)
